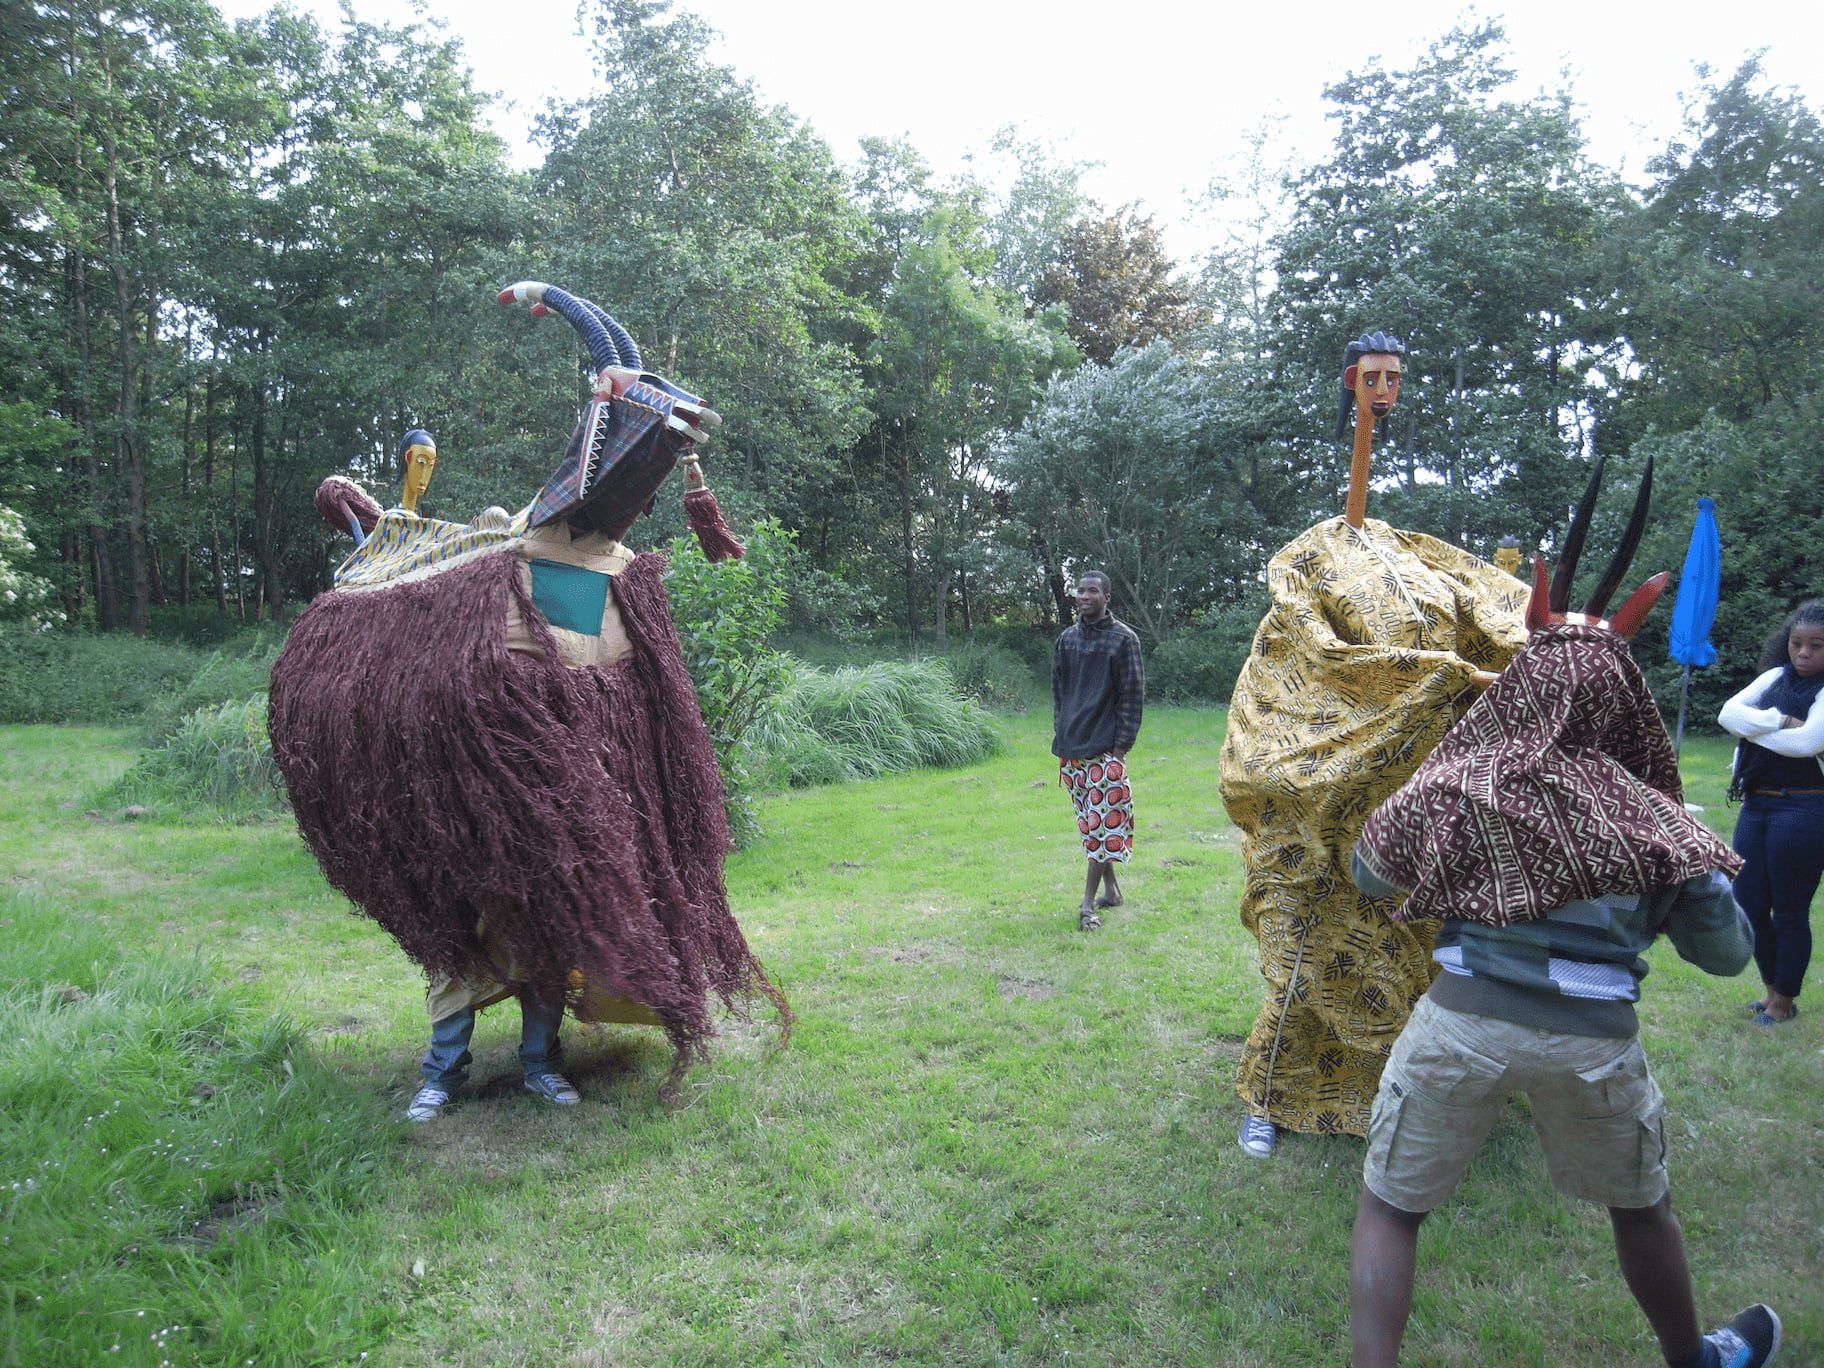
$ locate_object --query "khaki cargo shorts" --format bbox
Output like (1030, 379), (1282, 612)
(1363, 995), (1669, 1214)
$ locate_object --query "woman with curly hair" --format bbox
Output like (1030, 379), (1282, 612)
(1718, 599), (1824, 1026)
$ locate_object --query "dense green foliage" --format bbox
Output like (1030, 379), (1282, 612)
(0, 632), (224, 724)
(3, 4), (1822, 719)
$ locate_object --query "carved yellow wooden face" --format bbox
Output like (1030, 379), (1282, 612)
(400, 441), (438, 511)
(1345, 352), (1404, 422)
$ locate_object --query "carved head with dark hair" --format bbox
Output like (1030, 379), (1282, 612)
(398, 428), (438, 513)
(1334, 331), (1407, 442)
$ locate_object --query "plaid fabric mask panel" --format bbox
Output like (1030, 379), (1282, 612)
(527, 384), (688, 536)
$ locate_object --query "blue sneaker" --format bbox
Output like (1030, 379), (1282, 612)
(1238, 1114), (1278, 1158)
(524, 1071), (581, 1106)
(1705, 1304), (1781, 1368)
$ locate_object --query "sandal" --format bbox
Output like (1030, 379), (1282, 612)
(1078, 908), (1101, 931)
(1746, 1000), (1768, 1017)
(1094, 894), (1124, 909)
(1752, 1004), (1798, 1026)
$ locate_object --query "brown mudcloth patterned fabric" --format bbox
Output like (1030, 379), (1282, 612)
(268, 550), (789, 1084)
(1357, 621), (1741, 927)
(1220, 517), (1528, 1137)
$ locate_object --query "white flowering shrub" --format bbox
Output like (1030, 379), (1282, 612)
(0, 505), (60, 634)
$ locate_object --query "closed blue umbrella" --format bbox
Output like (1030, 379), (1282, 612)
(1668, 497), (1722, 755)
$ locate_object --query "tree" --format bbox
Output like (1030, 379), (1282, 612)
(1, 0), (245, 633)
(1616, 58), (1824, 437)
(1190, 115), (1298, 361)
(535, 0), (870, 542)
(1034, 208), (1201, 365)
(1612, 63), (1824, 721)
(864, 204), (1073, 647)
(1006, 343), (1303, 644)
(975, 127), (1094, 306)
(1270, 21), (1629, 556)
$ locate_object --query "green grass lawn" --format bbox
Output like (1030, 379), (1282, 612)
(2, 715), (1820, 1366)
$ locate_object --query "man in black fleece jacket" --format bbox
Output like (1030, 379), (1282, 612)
(1051, 571), (1145, 930)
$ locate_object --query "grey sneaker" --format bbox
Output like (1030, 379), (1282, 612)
(406, 1086), (451, 1122)
(1705, 1304), (1780, 1368)
(524, 1071), (581, 1106)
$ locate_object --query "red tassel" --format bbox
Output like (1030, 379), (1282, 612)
(684, 486), (745, 562)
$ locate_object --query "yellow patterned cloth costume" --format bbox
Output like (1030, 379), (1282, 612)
(1219, 517), (1527, 1136)
(331, 507), (527, 591)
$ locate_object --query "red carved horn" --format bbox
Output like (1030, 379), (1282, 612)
(1526, 553), (1553, 631)
(1608, 571), (1670, 638)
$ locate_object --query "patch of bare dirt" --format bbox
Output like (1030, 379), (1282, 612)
(997, 976), (1058, 1002)
(171, 1196), (277, 1247)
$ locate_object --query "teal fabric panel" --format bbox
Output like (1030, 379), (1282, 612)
(528, 559), (609, 636)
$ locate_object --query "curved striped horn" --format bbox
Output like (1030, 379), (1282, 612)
(561, 293), (643, 372)
(496, 281), (623, 374)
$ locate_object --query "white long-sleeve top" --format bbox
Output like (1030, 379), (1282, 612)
(1718, 666), (1824, 758)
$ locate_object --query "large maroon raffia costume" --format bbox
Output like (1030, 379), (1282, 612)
(269, 282), (787, 1088)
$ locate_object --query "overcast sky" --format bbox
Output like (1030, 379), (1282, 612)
(215, 0), (1824, 259)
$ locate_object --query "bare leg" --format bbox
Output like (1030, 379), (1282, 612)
(1097, 862), (1124, 907)
(1761, 988), (1796, 1021)
(1080, 861), (1101, 916)
(1609, 1194), (1702, 1361)
(1350, 1188), (1426, 1368)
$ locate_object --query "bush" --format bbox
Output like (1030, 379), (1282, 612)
(958, 623), (1058, 677)
(0, 503), (60, 634)
(665, 523), (795, 845)
(103, 696), (288, 820)
(137, 634), (284, 745)
(0, 632), (212, 724)
(144, 602), (275, 650)
(746, 659), (1002, 787)
(933, 638), (1040, 710)
(1147, 596), (1268, 703)
(782, 559), (885, 643)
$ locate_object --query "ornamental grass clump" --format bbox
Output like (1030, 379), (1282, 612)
(136, 634), (283, 745)
(103, 695), (287, 820)
(747, 658), (1001, 787)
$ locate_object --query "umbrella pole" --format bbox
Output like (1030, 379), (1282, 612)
(1675, 663), (1693, 760)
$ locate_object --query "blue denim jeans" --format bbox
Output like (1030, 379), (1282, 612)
(421, 988), (564, 1089)
(1732, 789), (1824, 998)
